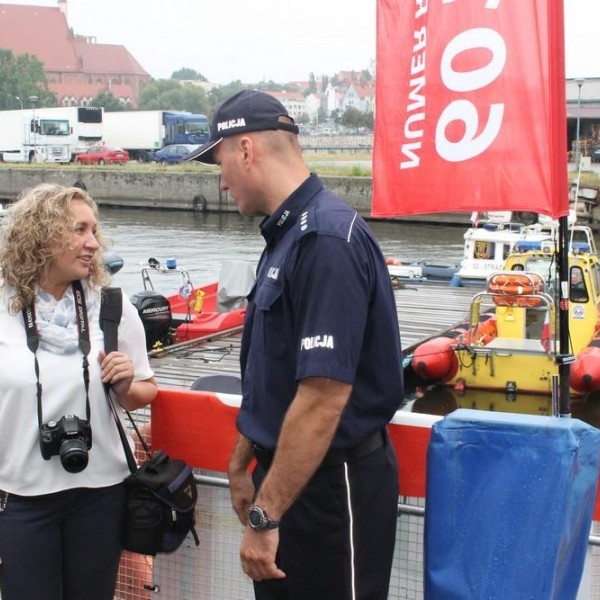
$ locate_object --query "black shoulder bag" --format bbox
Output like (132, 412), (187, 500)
(100, 287), (199, 556)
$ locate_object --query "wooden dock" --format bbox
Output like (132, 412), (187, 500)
(149, 283), (477, 390)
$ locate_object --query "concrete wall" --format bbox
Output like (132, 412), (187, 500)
(0, 167), (467, 224)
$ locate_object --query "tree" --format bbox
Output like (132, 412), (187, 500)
(0, 49), (56, 110)
(308, 72), (317, 94)
(341, 107), (363, 132)
(321, 75), (329, 93)
(361, 69), (373, 83)
(91, 90), (128, 111)
(318, 105), (328, 124)
(171, 68), (208, 82)
(255, 80), (295, 92)
(207, 81), (245, 115)
(137, 79), (209, 114)
(340, 108), (374, 132)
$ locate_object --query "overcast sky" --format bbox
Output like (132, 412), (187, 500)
(3, 0), (599, 83)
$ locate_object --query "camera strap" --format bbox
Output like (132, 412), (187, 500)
(22, 280), (92, 429)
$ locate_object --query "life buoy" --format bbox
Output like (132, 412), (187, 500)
(193, 194), (207, 212)
(488, 273), (544, 308)
(492, 295), (543, 308)
(488, 272), (543, 294)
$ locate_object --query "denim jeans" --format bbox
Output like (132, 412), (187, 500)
(0, 483), (125, 600)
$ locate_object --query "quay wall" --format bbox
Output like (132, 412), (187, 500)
(0, 167), (469, 225)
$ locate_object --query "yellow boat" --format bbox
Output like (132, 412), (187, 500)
(411, 226), (600, 397)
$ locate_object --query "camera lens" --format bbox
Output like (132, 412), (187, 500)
(60, 438), (89, 473)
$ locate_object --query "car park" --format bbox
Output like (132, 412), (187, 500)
(74, 145), (129, 165)
(153, 144), (199, 165)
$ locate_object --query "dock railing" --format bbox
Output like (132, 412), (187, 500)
(113, 389), (600, 600)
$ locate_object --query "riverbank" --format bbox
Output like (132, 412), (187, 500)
(0, 163), (472, 225)
(1, 162), (598, 227)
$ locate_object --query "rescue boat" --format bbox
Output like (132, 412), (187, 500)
(409, 230), (600, 397)
(386, 258), (459, 287)
(387, 211), (585, 288)
(130, 258), (255, 348)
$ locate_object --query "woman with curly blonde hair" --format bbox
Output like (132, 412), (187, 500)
(0, 183), (157, 600)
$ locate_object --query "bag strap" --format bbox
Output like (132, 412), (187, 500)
(100, 287), (122, 354)
(99, 287), (148, 474)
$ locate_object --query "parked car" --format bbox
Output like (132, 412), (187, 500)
(153, 144), (199, 165)
(74, 145), (129, 165)
(592, 146), (600, 163)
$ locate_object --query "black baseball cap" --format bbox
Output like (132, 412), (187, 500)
(184, 90), (299, 164)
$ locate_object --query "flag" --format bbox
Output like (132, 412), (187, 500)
(372, 0), (568, 219)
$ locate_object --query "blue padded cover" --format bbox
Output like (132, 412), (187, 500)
(425, 409), (600, 600)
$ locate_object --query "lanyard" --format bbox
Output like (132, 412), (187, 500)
(22, 280), (92, 429)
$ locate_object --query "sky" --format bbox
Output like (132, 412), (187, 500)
(3, 0), (599, 83)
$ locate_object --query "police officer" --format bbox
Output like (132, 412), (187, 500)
(186, 90), (403, 599)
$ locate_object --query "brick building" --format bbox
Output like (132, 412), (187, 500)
(0, 0), (150, 107)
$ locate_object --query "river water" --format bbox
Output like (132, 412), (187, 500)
(100, 206), (467, 296)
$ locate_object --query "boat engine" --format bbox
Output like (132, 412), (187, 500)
(130, 290), (173, 350)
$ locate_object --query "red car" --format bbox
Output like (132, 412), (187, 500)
(74, 145), (129, 165)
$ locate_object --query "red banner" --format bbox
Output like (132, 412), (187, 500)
(372, 0), (568, 218)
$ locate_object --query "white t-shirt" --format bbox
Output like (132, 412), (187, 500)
(0, 287), (154, 495)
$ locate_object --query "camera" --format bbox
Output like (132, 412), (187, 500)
(39, 415), (93, 473)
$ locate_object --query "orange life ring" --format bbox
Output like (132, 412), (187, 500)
(489, 273), (544, 307)
(492, 295), (543, 308)
(488, 273), (543, 294)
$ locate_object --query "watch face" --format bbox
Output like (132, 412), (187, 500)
(248, 507), (264, 529)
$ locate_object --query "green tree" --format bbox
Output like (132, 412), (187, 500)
(0, 49), (56, 110)
(207, 80), (245, 115)
(137, 79), (209, 114)
(308, 72), (317, 94)
(255, 80), (294, 92)
(341, 107), (363, 132)
(171, 68), (208, 82)
(91, 90), (128, 111)
(340, 108), (374, 132)
(331, 108), (342, 124)
(321, 75), (329, 93)
(318, 104), (328, 123)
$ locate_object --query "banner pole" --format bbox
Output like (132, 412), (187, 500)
(558, 215), (573, 417)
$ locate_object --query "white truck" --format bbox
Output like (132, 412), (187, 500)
(103, 110), (210, 161)
(35, 106), (103, 158)
(0, 106), (103, 163)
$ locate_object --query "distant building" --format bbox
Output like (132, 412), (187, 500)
(566, 78), (600, 154)
(266, 90), (307, 121)
(0, 0), (150, 107)
(341, 82), (375, 114)
(304, 93), (322, 123)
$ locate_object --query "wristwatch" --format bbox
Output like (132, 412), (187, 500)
(247, 504), (280, 531)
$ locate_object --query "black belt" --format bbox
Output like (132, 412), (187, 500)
(251, 429), (387, 470)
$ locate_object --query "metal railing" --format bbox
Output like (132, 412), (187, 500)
(113, 472), (600, 600)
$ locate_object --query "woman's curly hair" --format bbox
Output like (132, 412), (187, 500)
(0, 183), (110, 313)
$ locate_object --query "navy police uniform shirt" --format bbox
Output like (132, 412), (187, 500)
(238, 174), (403, 449)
